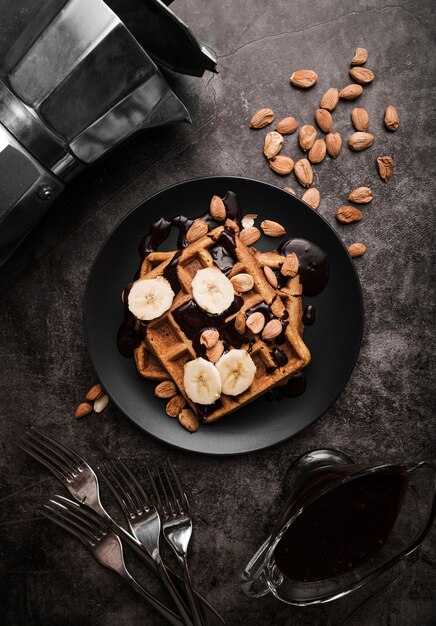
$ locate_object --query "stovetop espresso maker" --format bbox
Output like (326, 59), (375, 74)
(0, 0), (216, 265)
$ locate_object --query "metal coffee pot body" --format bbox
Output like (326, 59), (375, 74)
(0, 0), (216, 264)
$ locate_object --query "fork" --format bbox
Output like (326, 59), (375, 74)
(99, 459), (193, 626)
(147, 461), (205, 626)
(18, 427), (224, 625)
(41, 495), (182, 626)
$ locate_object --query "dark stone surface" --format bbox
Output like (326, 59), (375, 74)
(0, 1), (435, 625)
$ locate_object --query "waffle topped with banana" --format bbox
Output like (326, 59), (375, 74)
(118, 191), (327, 433)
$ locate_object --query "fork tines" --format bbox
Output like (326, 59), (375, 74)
(18, 427), (83, 482)
(99, 459), (153, 517)
(41, 495), (108, 546)
(146, 460), (189, 518)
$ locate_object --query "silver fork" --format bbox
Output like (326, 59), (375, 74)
(147, 461), (205, 626)
(18, 427), (224, 625)
(99, 459), (193, 626)
(41, 495), (182, 626)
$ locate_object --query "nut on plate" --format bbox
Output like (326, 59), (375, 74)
(246, 312), (265, 334)
(260, 220), (286, 237)
(281, 252), (299, 277)
(200, 329), (219, 349)
(166, 394), (186, 417)
(186, 219), (208, 243)
(210, 195), (226, 220)
(178, 408), (199, 432)
(231, 273), (254, 293)
(206, 341), (224, 364)
(155, 380), (178, 399)
(263, 265), (278, 288)
(239, 226), (261, 246)
(262, 319), (282, 340)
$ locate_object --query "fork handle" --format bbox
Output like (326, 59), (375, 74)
(124, 571), (183, 626)
(157, 558), (194, 626)
(181, 558), (206, 626)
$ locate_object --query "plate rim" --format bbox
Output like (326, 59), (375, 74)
(83, 175), (364, 456)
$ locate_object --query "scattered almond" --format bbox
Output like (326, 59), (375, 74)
(262, 319), (282, 340)
(263, 265), (278, 288)
(166, 394), (186, 418)
(260, 220), (286, 237)
(315, 109), (333, 133)
(299, 125), (317, 151)
(351, 47), (368, 66)
(348, 132), (374, 151)
(264, 131), (284, 159)
(377, 156), (394, 182)
(348, 243), (366, 258)
(225, 218), (240, 233)
(308, 139), (326, 164)
(384, 105), (399, 131)
(294, 159), (313, 188)
(178, 408), (199, 432)
(302, 187), (320, 209)
(231, 273), (254, 293)
(246, 312), (265, 334)
(320, 87), (339, 111)
(268, 155), (294, 175)
(275, 116), (298, 134)
(210, 195), (226, 221)
(339, 84), (363, 100)
(336, 206), (363, 223)
(351, 108), (369, 132)
(186, 219), (208, 243)
(207, 341), (224, 364)
(290, 70), (318, 88)
(348, 187), (372, 203)
(200, 329), (219, 349)
(234, 311), (246, 334)
(239, 226), (261, 246)
(284, 187), (296, 195)
(75, 402), (93, 419)
(86, 384), (103, 402)
(155, 380), (177, 399)
(94, 394), (109, 413)
(281, 252), (299, 277)
(241, 213), (257, 229)
(249, 108), (275, 129)
(326, 132), (342, 158)
(349, 67), (374, 84)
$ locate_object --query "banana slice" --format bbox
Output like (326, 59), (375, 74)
(216, 349), (256, 396)
(128, 277), (174, 321)
(184, 357), (222, 405)
(192, 267), (234, 314)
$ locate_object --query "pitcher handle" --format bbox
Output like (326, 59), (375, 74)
(240, 536), (272, 598)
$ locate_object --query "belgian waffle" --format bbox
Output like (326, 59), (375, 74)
(133, 224), (310, 423)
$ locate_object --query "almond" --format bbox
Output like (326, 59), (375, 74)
(351, 47), (368, 66)
(320, 87), (339, 111)
(384, 105), (399, 131)
(284, 187), (296, 195)
(308, 139), (326, 164)
(239, 226), (261, 246)
(178, 408), (199, 432)
(351, 108), (369, 132)
(299, 125), (317, 151)
(231, 273), (254, 293)
(262, 319), (282, 340)
(75, 402), (93, 419)
(210, 195), (226, 221)
(315, 109), (333, 133)
(290, 70), (318, 88)
(234, 311), (246, 334)
(225, 218), (240, 233)
(260, 220), (286, 237)
(186, 219), (208, 243)
(326, 132), (342, 158)
(302, 187), (320, 209)
(348, 132), (374, 151)
(264, 131), (284, 159)
(86, 384), (103, 402)
(294, 159), (313, 188)
(263, 266), (278, 288)
(348, 187), (372, 203)
(339, 84), (363, 100)
(349, 67), (374, 84)
(377, 156), (394, 182)
(249, 108), (275, 129)
(336, 206), (363, 223)
(275, 116), (298, 134)
(207, 341), (224, 364)
(166, 394), (186, 417)
(155, 380), (177, 399)
(268, 155), (294, 175)
(200, 329), (219, 349)
(94, 394), (109, 413)
(348, 243), (366, 258)
(241, 213), (257, 229)
(281, 252), (299, 277)
(246, 311), (265, 334)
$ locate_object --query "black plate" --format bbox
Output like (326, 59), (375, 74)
(84, 176), (363, 455)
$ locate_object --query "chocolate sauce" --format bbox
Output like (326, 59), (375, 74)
(278, 238), (329, 296)
(266, 371), (306, 400)
(210, 228), (238, 274)
(272, 349), (288, 367)
(116, 284), (142, 357)
(222, 190), (242, 226)
(163, 251), (182, 294)
(303, 304), (316, 326)
(274, 467), (408, 582)
(195, 399), (223, 420)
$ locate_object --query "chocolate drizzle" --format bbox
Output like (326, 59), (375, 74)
(278, 238), (329, 296)
(116, 284), (142, 357)
(303, 304), (316, 326)
(266, 372), (307, 401)
(210, 228), (238, 274)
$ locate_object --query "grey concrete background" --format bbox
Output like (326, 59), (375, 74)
(0, 1), (435, 624)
